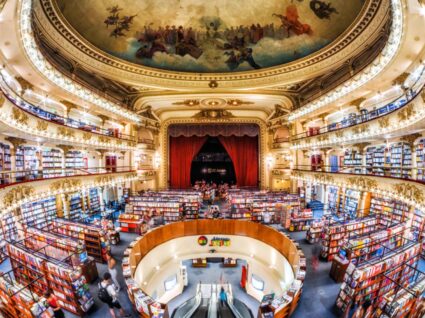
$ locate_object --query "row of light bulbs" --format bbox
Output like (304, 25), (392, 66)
(19, 0), (141, 123)
(289, 0), (404, 121)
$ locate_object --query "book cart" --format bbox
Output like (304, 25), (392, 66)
(0, 269), (53, 318)
(44, 218), (110, 263)
(6, 236), (95, 316)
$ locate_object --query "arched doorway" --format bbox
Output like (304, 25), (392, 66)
(190, 137), (236, 185)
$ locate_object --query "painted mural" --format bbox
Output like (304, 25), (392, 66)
(55, 0), (366, 73)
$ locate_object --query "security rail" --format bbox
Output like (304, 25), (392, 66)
(0, 166), (135, 189)
(0, 73), (154, 144)
(291, 66), (425, 141)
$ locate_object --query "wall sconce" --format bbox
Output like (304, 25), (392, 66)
(153, 152), (161, 169)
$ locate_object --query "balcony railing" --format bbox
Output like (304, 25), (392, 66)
(291, 67), (425, 141)
(293, 164), (425, 183)
(0, 74), (137, 141)
(0, 166), (135, 189)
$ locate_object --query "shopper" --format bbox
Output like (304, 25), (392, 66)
(44, 290), (65, 318)
(99, 273), (130, 318)
(219, 287), (227, 307)
(106, 252), (121, 291)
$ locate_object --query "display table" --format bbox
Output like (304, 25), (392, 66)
(223, 258), (237, 267)
(192, 258), (207, 268)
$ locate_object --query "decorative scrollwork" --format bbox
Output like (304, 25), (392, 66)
(50, 179), (82, 192)
(37, 120), (48, 131)
(12, 108), (29, 125)
(3, 186), (35, 207)
(378, 117), (390, 128)
(397, 104), (416, 121)
(57, 127), (75, 138)
(82, 132), (92, 141)
(347, 176), (377, 189)
(313, 174), (334, 184)
(393, 183), (424, 203)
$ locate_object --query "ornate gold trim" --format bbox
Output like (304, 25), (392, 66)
(3, 186), (35, 207)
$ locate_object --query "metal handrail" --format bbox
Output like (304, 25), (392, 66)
(291, 67), (425, 141)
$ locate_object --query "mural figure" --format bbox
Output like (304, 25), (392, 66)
(56, 0), (365, 73)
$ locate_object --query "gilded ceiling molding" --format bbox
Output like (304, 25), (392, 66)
(12, 108), (29, 125)
(33, 0), (386, 89)
(19, 0), (141, 123)
(172, 100), (200, 107)
(49, 179), (82, 192)
(289, 0), (403, 121)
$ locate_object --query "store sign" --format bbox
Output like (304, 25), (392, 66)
(198, 236), (208, 246)
(209, 237), (231, 247)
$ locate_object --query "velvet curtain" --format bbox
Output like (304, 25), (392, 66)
(218, 136), (259, 187)
(169, 136), (207, 189)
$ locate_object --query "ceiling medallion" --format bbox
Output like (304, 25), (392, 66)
(201, 98), (227, 107)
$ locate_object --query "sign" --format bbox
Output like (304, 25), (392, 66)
(198, 236), (208, 246)
(209, 237), (231, 247)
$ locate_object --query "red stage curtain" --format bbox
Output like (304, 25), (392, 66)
(169, 136), (207, 189)
(218, 136), (258, 187)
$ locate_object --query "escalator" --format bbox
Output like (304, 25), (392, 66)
(191, 298), (209, 318)
(217, 302), (236, 318)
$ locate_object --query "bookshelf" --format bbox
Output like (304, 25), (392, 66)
(0, 271), (52, 318)
(1, 213), (18, 242)
(335, 242), (421, 313)
(0, 142), (11, 184)
(306, 220), (327, 244)
(320, 217), (380, 261)
(416, 138), (425, 181)
(88, 188), (101, 213)
(338, 189), (361, 218)
(7, 242), (94, 315)
(130, 197), (182, 222)
(41, 148), (63, 178)
(412, 209), (425, 257)
(366, 145), (386, 176)
(343, 149), (363, 173)
(20, 196), (57, 229)
(327, 186), (339, 213)
(369, 195), (411, 226)
(46, 219), (110, 263)
(229, 195), (253, 220)
(16, 146), (39, 181)
(374, 266), (425, 318)
(289, 209), (314, 232)
(65, 151), (86, 170)
(68, 192), (83, 220)
(390, 142), (412, 178)
(118, 214), (143, 233)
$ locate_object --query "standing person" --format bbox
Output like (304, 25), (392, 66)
(99, 273), (130, 318)
(311, 244), (321, 271)
(44, 290), (65, 318)
(106, 252), (121, 291)
(219, 287), (227, 307)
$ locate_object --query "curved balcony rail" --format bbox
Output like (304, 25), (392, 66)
(293, 164), (425, 183)
(0, 166), (135, 189)
(291, 67), (425, 141)
(0, 74), (137, 141)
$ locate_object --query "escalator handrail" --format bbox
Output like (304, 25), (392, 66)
(183, 285), (203, 318)
(224, 286), (244, 318)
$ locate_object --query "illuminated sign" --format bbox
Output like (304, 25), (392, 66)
(209, 237), (231, 247)
(198, 236), (208, 246)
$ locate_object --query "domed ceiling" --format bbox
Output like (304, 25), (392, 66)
(55, 0), (365, 73)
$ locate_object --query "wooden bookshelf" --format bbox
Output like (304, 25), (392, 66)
(45, 219), (110, 263)
(20, 196), (57, 229)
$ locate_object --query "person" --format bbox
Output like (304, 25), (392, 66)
(263, 211), (271, 224)
(219, 287), (227, 307)
(106, 252), (120, 291)
(311, 244), (321, 271)
(99, 273), (130, 318)
(45, 290), (65, 318)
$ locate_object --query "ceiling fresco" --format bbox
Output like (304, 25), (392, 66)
(55, 0), (365, 73)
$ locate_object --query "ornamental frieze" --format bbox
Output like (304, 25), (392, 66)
(313, 174), (334, 184)
(0, 94), (4, 108)
(50, 179), (82, 192)
(397, 104), (416, 121)
(3, 186), (35, 207)
(57, 126), (75, 138)
(12, 108), (29, 125)
(393, 183), (424, 203)
(37, 120), (48, 131)
(347, 176), (377, 190)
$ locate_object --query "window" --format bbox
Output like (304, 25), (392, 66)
(164, 275), (178, 291)
(251, 274), (264, 291)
